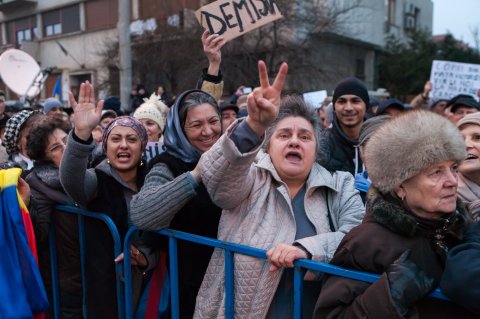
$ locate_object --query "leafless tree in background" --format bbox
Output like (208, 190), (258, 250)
(98, 0), (367, 97)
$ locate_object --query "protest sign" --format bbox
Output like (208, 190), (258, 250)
(430, 60), (480, 100)
(195, 0), (283, 42)
(303, 90), (328, 109)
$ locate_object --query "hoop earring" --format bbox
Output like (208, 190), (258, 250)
(140, 160), (144, 167)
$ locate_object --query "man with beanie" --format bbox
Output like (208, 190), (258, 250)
(43, 97), (64, 116)
(317, 77), (369, 176)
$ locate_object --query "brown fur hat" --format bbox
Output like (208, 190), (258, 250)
(365, 110), (466, 194)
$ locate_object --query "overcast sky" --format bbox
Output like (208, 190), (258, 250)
(432, 0), (479, 48)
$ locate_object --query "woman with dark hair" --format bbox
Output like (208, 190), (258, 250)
(314, 111), (476, 318)
(130, 88), (223, 318)
(3, 110), (45, 176)
(25, 118), (81, 318)
(193, 62), (364, 319)
(60, 81), (157, 318)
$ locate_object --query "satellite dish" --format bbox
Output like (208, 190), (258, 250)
(0, 49), (41, 98)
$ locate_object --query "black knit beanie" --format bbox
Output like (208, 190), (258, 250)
(332, 77), (370, 109)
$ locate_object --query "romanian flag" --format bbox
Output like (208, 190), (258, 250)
(52, 76), (62, 101)
(0, 168), (49, 318)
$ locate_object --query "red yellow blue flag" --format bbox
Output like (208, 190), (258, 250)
(0, 168), (49, 318)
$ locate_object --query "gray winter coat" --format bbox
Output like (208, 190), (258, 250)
(194, 123), (365, 319)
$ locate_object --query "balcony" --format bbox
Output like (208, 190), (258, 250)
(0, 0), (37, 12)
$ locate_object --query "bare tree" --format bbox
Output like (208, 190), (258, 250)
(470, 25), (480, 53)
(98, 0), (369, 98)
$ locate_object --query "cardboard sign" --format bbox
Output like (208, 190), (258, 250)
(303, 90), (328, 109)
(430, 60), (480, 100)
(195, 0), (283, 42)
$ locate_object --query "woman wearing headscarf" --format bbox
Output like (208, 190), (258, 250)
(130, 88), (223, 318)
(25, 117), (81, 318)
(314, 110), (477, 318)
(3, 110), (44, 177)
(60, 81), (157, 318)
(194, 62), (364, 319)
(456, 112), (480, 222)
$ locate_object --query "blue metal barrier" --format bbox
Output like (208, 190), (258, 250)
(50, 205), (125, 319)
(122, 227), (449, 319)
(45, 205), (450, 318)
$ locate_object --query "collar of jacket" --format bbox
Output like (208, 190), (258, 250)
(32, 160), (62, 190)
(254, 151), (340, 192)
(332, 116), (359, 147)
(365, 187), (470, 238)
(95, 159), (138, 192)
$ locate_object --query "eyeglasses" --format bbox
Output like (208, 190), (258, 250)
(46, 142), (66, 153)
(46, 136), (67, 153)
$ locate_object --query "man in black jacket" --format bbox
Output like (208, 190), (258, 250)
(317, 77), (369, 176)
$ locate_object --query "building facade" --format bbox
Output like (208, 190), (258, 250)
(0, 0), (433, 102)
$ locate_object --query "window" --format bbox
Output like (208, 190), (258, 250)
(355, 59), (365, 80)
(387, 0), (396, 25)
(6, 16), (36, 45)
(43, 4), (80, 37)
(16, 29), (32, 44)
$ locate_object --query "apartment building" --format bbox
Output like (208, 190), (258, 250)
(0, 0), (433, 100)
(0, 0), (198, 100)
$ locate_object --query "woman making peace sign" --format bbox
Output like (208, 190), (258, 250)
(194, 61), (364, 318)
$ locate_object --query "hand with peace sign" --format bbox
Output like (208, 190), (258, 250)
(69, 81), (104, 141)
(245, 60), (288, 137)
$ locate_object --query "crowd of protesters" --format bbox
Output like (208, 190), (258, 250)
(1, 29), (480, 319)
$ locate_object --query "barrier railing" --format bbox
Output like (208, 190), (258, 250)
(47, 205), (450, 318)
(122, 226), (449, 319)
(50, 205), (125, 319)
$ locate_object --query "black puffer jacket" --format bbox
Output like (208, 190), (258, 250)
(441, 221), (480, 315)
(316, 118), (362, 176)
(26, 161), (82, 319)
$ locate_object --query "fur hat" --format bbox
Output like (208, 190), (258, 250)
(133, 93), (168, 132)
(332, 77), (370, 109)
(365, 110), (466, 194)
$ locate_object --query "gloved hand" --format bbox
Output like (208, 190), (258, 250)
(386, 249), (436, 316)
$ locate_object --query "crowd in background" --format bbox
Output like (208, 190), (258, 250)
(0, 29), (480, 319)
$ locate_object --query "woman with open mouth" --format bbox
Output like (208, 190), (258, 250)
(456, 112), (480, 222)
(60, 81), (158, 318)
(193, 61), (364, 319)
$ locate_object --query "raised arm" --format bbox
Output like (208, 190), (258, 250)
(199, 61), (288, 208)
(60, 82), (103, 207)
(198, 30), (225, 100)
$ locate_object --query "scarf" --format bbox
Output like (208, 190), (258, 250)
(457, 173), (480, 221)
(163, 89), (220, 163)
